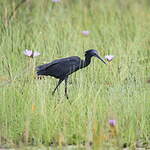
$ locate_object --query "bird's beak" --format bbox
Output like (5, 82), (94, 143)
(95, 54), (107, 64)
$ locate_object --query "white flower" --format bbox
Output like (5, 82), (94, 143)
(81, 30), (90, 36)
(23, 49), (40, 58)
(52, 0), (61, 3)
(105, 55), (115, 62)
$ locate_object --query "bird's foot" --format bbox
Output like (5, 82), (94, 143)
(52, 91), (55, 96)
(65, 94), (69, 99)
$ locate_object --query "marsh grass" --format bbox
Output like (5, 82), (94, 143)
(0, 0), (150, 149)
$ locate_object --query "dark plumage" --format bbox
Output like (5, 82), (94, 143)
(36, 49), (106, 99)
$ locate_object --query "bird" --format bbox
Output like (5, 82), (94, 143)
(36, 49), (106, 99)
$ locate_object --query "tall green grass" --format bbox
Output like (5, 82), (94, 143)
(0, 0), (150, 149)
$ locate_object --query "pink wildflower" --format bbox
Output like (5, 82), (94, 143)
(81, 30), (90, 36)
(105, 55), (115, 62)
(23, 49), (40, 58)
(109, 120), (116, 127)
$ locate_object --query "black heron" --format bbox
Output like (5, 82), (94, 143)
(36, 49), (106, 99)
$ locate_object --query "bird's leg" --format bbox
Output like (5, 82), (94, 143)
(52, 79), (63, 95)
(65, 77), (69, 99)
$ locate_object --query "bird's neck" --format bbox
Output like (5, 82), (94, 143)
(82, 55), (92, 68)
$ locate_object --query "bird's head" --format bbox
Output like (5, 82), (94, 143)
(85, 49), (107, 64)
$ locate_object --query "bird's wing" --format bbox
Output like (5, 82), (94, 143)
(36, 56), (81, 72)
